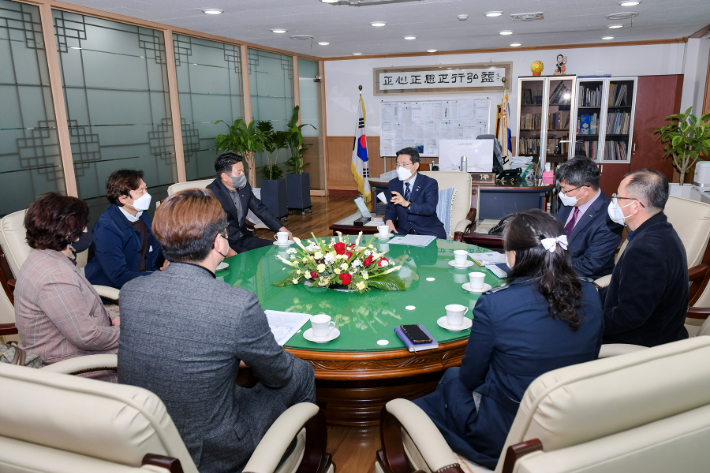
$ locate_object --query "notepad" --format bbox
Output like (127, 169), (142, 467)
(469, 252), (507, 265)
(389, 234), (436, 247)
(264, 310), (311, 346)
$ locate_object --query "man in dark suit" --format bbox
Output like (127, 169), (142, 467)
(556, 156), (623, 279)
(206, 153), (292, 255)
(600, 168), (689, 347)
(385, 147), (446, 239)
(118, 188), (315, 473)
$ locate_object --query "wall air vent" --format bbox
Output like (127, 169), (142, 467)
(290, 35), (315, 40)
(511, 12), (544, 21)
(605, 12), (639, 20)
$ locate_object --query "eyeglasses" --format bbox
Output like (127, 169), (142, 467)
(611, 193), (645, 208)
(560, 185), (585, 195)
(396, 162), (414, 169)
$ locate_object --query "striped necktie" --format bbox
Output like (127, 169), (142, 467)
(404, 182), (411, 201)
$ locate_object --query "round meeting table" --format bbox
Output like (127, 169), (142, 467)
(217, 237), (504, 426)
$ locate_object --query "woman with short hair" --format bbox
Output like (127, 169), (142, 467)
(15, 193), (119, 368)
(414, 209), (604, 470)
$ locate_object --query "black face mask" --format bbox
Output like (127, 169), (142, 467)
(71, 229), (93, 254)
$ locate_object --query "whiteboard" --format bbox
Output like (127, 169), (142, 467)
(379, 99), (491, 157)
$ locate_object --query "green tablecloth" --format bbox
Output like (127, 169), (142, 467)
(217, 238), (505, 352)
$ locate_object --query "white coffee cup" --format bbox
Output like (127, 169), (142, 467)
(274, 231), (289, 244)
(468, 272), (486, 290)
(445, 304), (469, 326)
(310, 314), (336, 339)
(453, 250), (469, 266)
(377, 225), (390, 238)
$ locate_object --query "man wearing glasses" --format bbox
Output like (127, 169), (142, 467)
(384, 147), (446, 239)
(599, 168), (689, 347)
(555, 156), (623, 279)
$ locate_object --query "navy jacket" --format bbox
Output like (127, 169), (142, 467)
(600, 212), (689, 347)
(415, 277), (603, 468)
(206, 179), (282, 250)
(557, 191), (623, 279)
(384, 173), (446, 239)
(85, 205), (162, 289)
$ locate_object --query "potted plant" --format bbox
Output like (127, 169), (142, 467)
(655, 108), (710, 196)
(214, 118), (265, 188)
(257, 120), (288, 219)
(284, 106), (317, 214)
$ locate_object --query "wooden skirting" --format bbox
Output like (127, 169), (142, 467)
(328, 189), (360, 196)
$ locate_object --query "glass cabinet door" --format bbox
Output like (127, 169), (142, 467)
(574, 79), (604, 160)
(517, 78), (545, 161)
(602, 78), (635, 162)
(546, 77), (575, 163)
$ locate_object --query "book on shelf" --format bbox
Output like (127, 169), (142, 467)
(606, 112), (630, 134)
(521, 89), (543, 105)
(604, 140), (628, 161)
(608, 83), (629, 107)
(519, 137), (541, 155)
(577, 113), (598, 135)
(549, 82), (570, 104)
(579, 84), (602, 107)
(575, 140), (597, 159)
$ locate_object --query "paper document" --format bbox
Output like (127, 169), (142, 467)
(264, 310), (311, 346)
(469, 252), (507, 265)
(378, 192), (388, 204)
(389, 234), (436, 247)
(354, 197), (371, 218)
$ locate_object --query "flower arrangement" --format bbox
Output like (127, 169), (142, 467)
(274, 232), (405, 293)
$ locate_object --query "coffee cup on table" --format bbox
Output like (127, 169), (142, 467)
(445, 304), (469, 326)
(310, 314), (336, 339)
(453, 250), (469, 266)
(468, 272), (486, 290)
(274, 232), (289, 244)
(377, 225), (390, 238)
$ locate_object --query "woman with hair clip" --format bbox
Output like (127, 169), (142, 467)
(414, 209), (604, 470)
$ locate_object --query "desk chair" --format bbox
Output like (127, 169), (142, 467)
(420, 171), (478, 241)
(0, 357), (334, 473)
(377, 337), (710, 473)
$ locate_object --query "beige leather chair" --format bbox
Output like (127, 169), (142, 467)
(420, 171), (478, 241)
(377, 337), (710, 473)
(166, 178), (214, 196)
(0, 358), (334, 473)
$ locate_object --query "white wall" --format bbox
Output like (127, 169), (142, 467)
(680, 38), (710, 116)
(325, 42), (687, 139)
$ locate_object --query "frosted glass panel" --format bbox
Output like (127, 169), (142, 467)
(173, 34), (244, 181)
(0, 0), (66, 216)
(53, 10), (175, 221)
(248, 48), (294, 172)
(297, 58), (324, 190)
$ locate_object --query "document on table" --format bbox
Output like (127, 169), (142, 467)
(264, 310), (311, 346)
(469, 252), (507, 265)
(389, 234), (436, 247)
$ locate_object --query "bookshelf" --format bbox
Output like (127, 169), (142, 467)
(572, 77), (637, 163)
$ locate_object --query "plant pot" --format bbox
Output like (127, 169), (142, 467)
(262, 178), (288, 219)
(287, 173), (311, 212)
(668, 183), (702, 200)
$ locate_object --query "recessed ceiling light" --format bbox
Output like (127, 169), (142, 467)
(427, 49), (437, 53)
(620, 1), (640, 6)
(353, 52), (363, 55)
(70, 46), (82, 50)
(485, 11), (503, 17)
(510, 43), (521, 47)
(457, 14), (468, 21)
(318, 42), (330, 46)
(499, 30), (513, 35)
(608, 24), (623, 29)
(371, 21), (387, 27)
(602, 36), (615, 40)
(271, 28), (287, 33)
(201, 9), (223, 15)
(404, 36), (416, 40)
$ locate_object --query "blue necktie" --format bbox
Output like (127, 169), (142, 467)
(404, 182), (411, 201)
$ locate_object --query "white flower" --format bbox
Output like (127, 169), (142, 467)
(304, 272), (311, 279)
(351, 259), (361, 268)
(364, 250), (371, 256)
(334, 268), (341, 275)
(290, 256), (297, 260)
(314, 252), (323, 259)
(361, 271), (369, 280)
(319, 278), (330, 286)
(324, 253), (335, 263)
(336, 254), (346, 260)
(286, 248), (297, 254)
(356, 282), (366, 291)
(302, 257), (309, 263)
(292, 278), (298, 284)
(340, 263), (348, 270)
(296, 270), (302, 275)
(317, 264), (326, 272)
(380, 260), (389, 267)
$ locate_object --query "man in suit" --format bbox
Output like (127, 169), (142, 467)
(118, 188), (315, 473)
(600, 168), (689, 347)
(206, 153), (292, 255)
(556, 156), (623, 279)
(385, 147), (446, 239)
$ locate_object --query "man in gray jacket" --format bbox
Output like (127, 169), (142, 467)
(118, 188), (315, 473)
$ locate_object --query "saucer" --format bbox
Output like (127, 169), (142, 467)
(448, 260), (474, 269)
(273, 240), (295, 247)
(437, 316), (473, 332)
(375, 234), (394, 240)
(303, 328), (340, 343)
(462, 282), (492, 294)
(216, 262), (229, 271)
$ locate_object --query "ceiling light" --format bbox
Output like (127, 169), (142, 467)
(318, 42), (330, 45)
(510, 43), (521, 47)
(404, 36), (416, 40)
(602, 36), (615, 40)
(457, 14), (468, 21)
(201, 9), (223, 15)
(370, 21), (387, 27)
(321, 0), (339, 3)
(608, 24), (623, 29)
(70, 46), (82, 50)
(271, 28), (287, 33)
(499, 30), (513, 35)
(427, 49), (437, 53)
(353, 52), (363, 55)
(485, 11), (503, 17)
(620, 1), (640, 6)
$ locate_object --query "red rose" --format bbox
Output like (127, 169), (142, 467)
(334, 242), (346, 255)
(377, 257), (389, 267)
(348, 243), (356, 248)
(346, 251), (353, 259)
(364, 256), (373, 267)
(339, 273), (352, 285)
(311, 271), (318, 279)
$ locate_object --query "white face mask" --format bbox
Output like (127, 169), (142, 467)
(397, 166), (412, 181)
(559, 186), (585, 207)
(131, 192), (152, 212)
(607, 198), (636, 226)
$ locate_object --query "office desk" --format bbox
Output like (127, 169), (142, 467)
(219, 239), (503, 426)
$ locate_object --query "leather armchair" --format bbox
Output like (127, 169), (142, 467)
(420, 171), (478, 242)
(377, 337), (710, 473)
(0, 359), (334, 473)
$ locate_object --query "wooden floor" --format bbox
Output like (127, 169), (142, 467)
(256, 195), (382, 472)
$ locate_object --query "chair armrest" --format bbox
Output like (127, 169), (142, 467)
(453, 220), (473, 242)
(42, 354), (117, 375)
(598, 344), (648, 358)
(142, 454), (184, 473)
(0, 323), (18, 336)
(93, 285), (119, 303)
(689, 263), (708, 281)
(245, 220), (255, 230)
(243, 403), (331, 473)
(594, 275), (612, 288)
(379, 399), (463, 473)
(687, 307), (710, 320)
(462, 233), (504, 249)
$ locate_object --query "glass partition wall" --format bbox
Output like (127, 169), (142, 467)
(298, 57), (324, 190)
